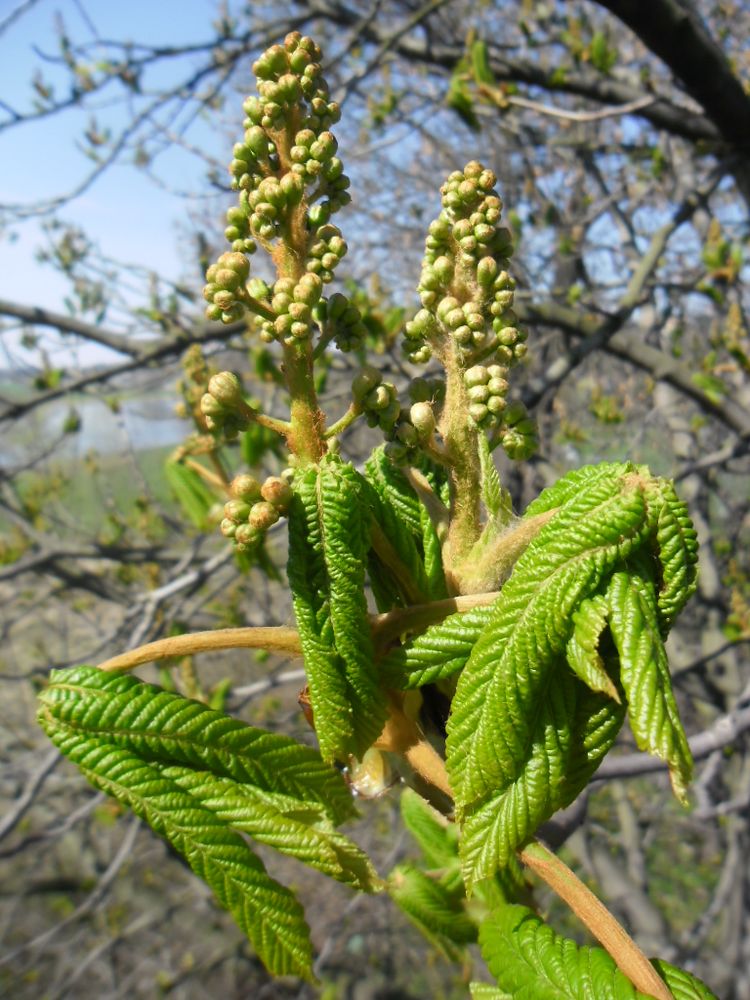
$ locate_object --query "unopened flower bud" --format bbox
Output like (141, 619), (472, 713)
(249, 500), (280, 531)
(223, 499), (251, 523)
(409, 401), (435, 439)
(352, 365), (382, 403)
(208, 372), (244, 408)
(260, 476), (293, 510)
(231, 474), (262, 501)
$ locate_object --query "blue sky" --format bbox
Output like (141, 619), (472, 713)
(0, 0), (230, 366)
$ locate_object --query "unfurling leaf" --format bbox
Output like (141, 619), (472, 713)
(288, 458), (387, 761)
(447, 463), (697, 886)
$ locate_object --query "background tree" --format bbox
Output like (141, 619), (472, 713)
(1, 1), (749, 997)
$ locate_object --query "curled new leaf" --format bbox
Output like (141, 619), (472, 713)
(447, 463), (695, 886)
(389, 863), (477, 962)
(381, 604), (494, 689)
(288, 458), (387, 761)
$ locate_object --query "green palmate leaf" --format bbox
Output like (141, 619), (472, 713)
(650, 960), (719, 1000)
(447, 463), (695, 886)
(161, 766), (381, 892)
(38, 667), (355, 823)
(479, 904), (655, 999)
(40, 727), (314, 980)
(389, 863), (477, 962)
(381, 604), (495, 689)
(288, 458), (387, 761)
(165, 459), (217, 530)
(606, 564), (693, 800)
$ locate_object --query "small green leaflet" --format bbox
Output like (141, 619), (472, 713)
(288, 458), (387, 762)
(447, 464), (696, 887)
(160, 766), (380, 892)
(389, 863), (476, 962)
(41, 727), (314, 980)
(165, 459), (217, 530)
(381, 604), (495, 689)
(479, 904), (656, 999)
(650, 960), (719, 1000)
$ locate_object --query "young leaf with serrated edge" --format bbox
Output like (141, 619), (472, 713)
(457, 664), (624, 884)
(650, 959), (719, 1000)
(288, 459), (387, 761)
(365, 445), (424, 539)
(606, 563), (693, 801)
(400, 787), (460, 871)
(39, 726), (314, 981)
(165, 460), (217, 530)
(38, 666), (355, 823)
(448, 472), (651, 858)
(469, 985), (512, 1000)
(381, 604), (495, 689)
(161, 765), (381, 892)
(479, 903), (660, 999)
(646, 479), (699, 633)
(358, 470), (432, 604)
(566, 594), (621, 702)
(389, 863), (476, 962)
(478, 431), (513, 526)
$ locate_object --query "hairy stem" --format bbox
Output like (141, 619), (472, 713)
(97, 626), (303, 672)
(519, 840), (674, 1000)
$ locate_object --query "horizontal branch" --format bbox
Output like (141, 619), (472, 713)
(0, 298), (143, 357)
(0, 315), (246, 426)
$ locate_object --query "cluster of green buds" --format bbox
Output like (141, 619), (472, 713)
(255, 273), (323, 346)
(203, 252), (251, 324)
(220, 472), (293, 552)
(204, 32), (353, 345)
(315, 292), (368, 351)
(199, 371), (253, 438)
(405, 161), (527, 371)
(464, 364), (508, 429)
(498, 400), (538, 460)
(352, 366), (400, 432)
(384, 400), (438, 465)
